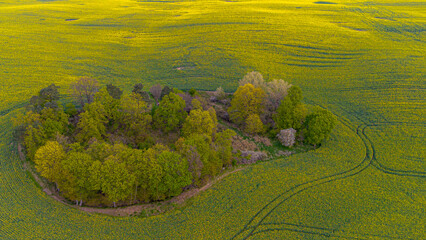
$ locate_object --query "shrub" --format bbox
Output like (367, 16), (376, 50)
(277, 128), (297, 147)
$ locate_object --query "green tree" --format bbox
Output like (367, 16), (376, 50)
(106, 84), (123, 100)
(101, 155), (136, 207)
(191, 98), (202, 110)
(188, 88), (197, 97)
(119, 148), (146, 202)
(181, 109), (216, 138)
(288, 85), (303, 104)
(29, 84), (61, 113)
(88, 160), (103, 192)
(176, 134), (220, 180)
(245, 114), (264, 134)
(304, 107), (337, 146)
(207, 107), (218, 133)
(160, 85), (172, 100)
(143, 144), (168, 200)
(20, 102), (69, 161)
(228, 83), (266, 125)
(215, 129), (236, 166)
(61, 152), (95, 205)
(132, 83), (150, 101)
(34, 141), (66, 189)
(157, 151), (191, 198)
(121, 93), (152, 142)
(39, 108), (69, 139)
(65, 103), (78, 116)
(274, 85), (307, 130)
(86, 141), (113, 161)
(76, 101), (107, 143)
(153, 92), (187, 132)
(94, 88), (121, 123)
(24, 125), (46, 161)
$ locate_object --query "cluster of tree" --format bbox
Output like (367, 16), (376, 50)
(34, 141), (193, 207)
(14, 78), (235, 207)
(226, 71), (336, 146)
(14, 73), (336, 207)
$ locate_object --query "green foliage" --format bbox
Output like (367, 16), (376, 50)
(18, 108), (69, 160)
(94, 88), (121, 122)
(188, 88), (197, 97)
(121, 93), (152, 142)
(228, 83), (266, 125)
(101, 155), (136, 206)
(274, 85), (307, 130)
(160, 86), (172, 100)
(191, 98), (202, 110)
(157, 151), (192, 197)
(215, 129), (236, 166)
(76, 101), (107, 143)
(65, 103), (78, 116)
(153, 92), (187, 132)
(85, 141), (112, 162)
(24, 125), (47, 161)
(106, 84), (123, 100)
(304, 106), (337, 145)
(181, 109), (216, 138)
(245, 114), (264, 134)
(39, 108), (69, 139)
(88, 160), (103, 192)
(132, 83), (150, 101)
(176, 134), (221, 180)
(28, 84), (60, 113)
(207, 107), (218, 134)
(141, 144), (168, 200)
(275, 99), (307, 130)
(61, 152), (95, 202)
(34, 141), (66, 183)
(132, 83), (144, 95)
(287, 85), (303, 105)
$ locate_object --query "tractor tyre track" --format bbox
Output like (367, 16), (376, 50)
(230, 117), (372, 240)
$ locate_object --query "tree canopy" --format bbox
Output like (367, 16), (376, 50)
(228, 83), (266, 126)
(153, 92), (187, 132)
(303, 106), (337, 145)
(16, 75), (337, 208)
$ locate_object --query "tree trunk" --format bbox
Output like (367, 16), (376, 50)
(113, 202), (116, 208)
(79, 200), (83, 206)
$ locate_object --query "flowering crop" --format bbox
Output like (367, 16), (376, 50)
(0, 0), (424, 239)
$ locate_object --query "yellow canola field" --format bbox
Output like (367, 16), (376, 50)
(0, 0), (424, 239)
